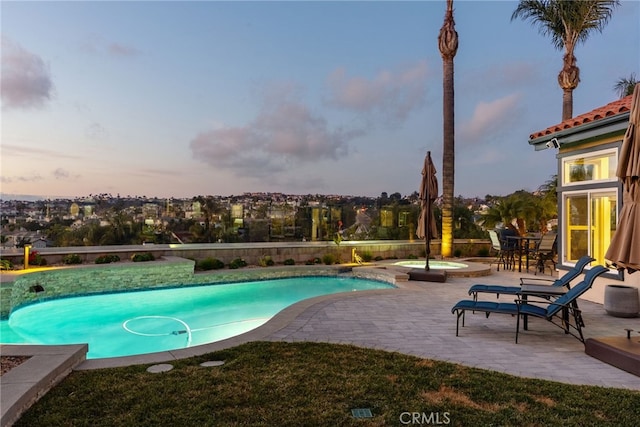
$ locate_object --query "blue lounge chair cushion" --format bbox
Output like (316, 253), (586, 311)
(467, 284), (520, 296)
(467, 255), (595, 298)
(451, 300), (518, 315)
(518, 303), (548, 318)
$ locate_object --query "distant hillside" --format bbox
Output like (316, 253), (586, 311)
(0, 194), (49, 201)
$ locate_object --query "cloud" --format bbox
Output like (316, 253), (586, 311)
(50, 168), (81, 181)
(85, 122), (109, 140)
(325, 60), (428, 124)
(79, 35), (141, 58)
(190, 85), (362, 178)
(52, 168), (70, 179)
(108, 43), (141, 57)
(0, 174), (44, 183)
(458, 93), (523, 143)
(1, 37), (53, 110)
(1, 144), (82, 160)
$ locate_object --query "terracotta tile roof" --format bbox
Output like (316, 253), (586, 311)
(529, 94), (632, 140)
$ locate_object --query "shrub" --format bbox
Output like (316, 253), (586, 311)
(360, 251), (373, 262)
(407, 254), (418, 260)
(258, 256), (275, 267)
(283, 258), (295, 265)
(95, 254), (120, 264)
(63, 254), (83, 265)
(196, 257), (225, 271)
(374, 256), (384, 261)
(131, 252), (155, 262)
(305, 257), (321, 265)
(229, 258), (247, 269)
(453, 249), (463, 258)
(29, 251), (47, 266)
(0, 259), (13, 270)
(477, 247), (490, 257)
(322, 253), (336, 265)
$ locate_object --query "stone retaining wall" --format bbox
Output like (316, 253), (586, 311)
(4, 257), (195, 318)
(1, 239), (491, 267)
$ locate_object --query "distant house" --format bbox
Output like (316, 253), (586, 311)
(529, 94), (638, 303)
(31, 238), (52, 249)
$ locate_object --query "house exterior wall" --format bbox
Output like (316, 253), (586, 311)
(531, 105), (638, 306)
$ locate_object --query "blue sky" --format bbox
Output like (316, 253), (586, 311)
(2, 0), (639, 200)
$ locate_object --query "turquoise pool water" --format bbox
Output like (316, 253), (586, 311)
(0, 276), (393, 359)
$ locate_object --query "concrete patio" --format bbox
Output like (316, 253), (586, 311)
(263, 268), (640, 390)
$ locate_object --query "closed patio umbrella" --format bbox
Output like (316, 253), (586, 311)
(416, 151), (438, 270)
(605, 83), (640, 274)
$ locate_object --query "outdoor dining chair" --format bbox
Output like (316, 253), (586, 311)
(489, 230), (515, 271)
(531, 232), (557, 275)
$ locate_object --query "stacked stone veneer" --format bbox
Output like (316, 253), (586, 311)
(1, 257), (400, 319)
(3, 257), (193, 318)
(0, 240), (493, 267)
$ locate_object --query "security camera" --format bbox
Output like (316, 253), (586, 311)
(546, 138), (560, 149)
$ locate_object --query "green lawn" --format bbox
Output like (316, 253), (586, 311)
(16, 342), (640, 426)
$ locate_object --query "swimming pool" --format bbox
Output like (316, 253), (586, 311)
(0, 276), (393, 359)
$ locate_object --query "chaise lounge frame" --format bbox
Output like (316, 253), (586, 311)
(451, 265), (608, 343)
(467, 255), (595, 302)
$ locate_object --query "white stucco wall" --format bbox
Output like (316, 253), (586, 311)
(583, 270), (640, 308)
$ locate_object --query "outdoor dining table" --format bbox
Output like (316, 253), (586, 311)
(506, 235), (540, 273)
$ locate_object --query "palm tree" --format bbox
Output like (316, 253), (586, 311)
(512, 0), (619, 121)
(438, 0), (458, 258)
(480, 196), (525, 234)
(614, 73), (638, 98)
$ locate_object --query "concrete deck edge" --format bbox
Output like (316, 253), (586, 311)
(0, 344), (87, 427)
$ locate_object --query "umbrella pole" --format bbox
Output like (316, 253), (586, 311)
(425, 191), (431, 271)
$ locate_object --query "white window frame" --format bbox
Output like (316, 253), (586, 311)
(561, 188), (617, 266)
(561, 147), (619, 187)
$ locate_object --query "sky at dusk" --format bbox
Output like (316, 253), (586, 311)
(2, 0), (639, 200)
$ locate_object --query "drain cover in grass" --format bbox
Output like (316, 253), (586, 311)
(200, 360), (225, 367)
(146, 364), (173, 373)
(351, 408), (373, 418)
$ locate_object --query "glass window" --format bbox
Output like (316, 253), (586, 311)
(564, 190), (617, 266)
(380, 209), (394, 227)
(398, 211), (410, 228)
(562, 149), (618, 185)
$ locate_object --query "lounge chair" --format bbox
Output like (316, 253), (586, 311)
(451, 265), (608, 343)
(467, 255), (594, 301)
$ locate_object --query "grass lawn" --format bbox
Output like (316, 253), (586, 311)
(16, 341), (640, 426)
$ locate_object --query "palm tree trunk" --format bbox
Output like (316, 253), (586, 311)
(561, 88), (574, 121)
(439, 0), (458, 258)
(558, 51), (580, 121)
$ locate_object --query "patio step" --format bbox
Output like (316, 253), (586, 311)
(585, 336), (640, 377)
